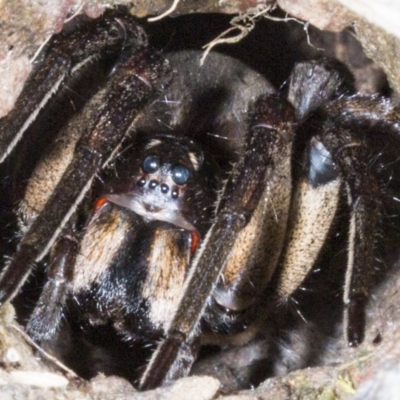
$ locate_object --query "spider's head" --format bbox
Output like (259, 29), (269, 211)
(104, 135), (218, 233)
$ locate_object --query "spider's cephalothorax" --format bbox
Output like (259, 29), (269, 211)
(104, 134), (218, 234)
(0, 10), (400, 391)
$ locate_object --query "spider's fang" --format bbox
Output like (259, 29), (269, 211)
(93, 197), (109, 213)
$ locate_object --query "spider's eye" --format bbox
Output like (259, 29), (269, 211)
(142, 155), (160, 173)
(171, 165), (190, 185)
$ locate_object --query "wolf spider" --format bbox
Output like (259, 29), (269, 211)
(0, 9), (399, 391)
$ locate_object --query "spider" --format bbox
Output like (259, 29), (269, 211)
(0, 9), (399, 391)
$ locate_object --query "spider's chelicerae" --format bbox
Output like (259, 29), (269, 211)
(0, 9), (400, 390)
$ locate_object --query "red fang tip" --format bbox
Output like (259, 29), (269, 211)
(93, 197), (108, 213)
(190, 231), (200, 255)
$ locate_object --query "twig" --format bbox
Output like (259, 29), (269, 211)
(148, 0), (181, 22)
(11, 323), (79, 379)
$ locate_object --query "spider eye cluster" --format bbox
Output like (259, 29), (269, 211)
(142, 155), (190, 186)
